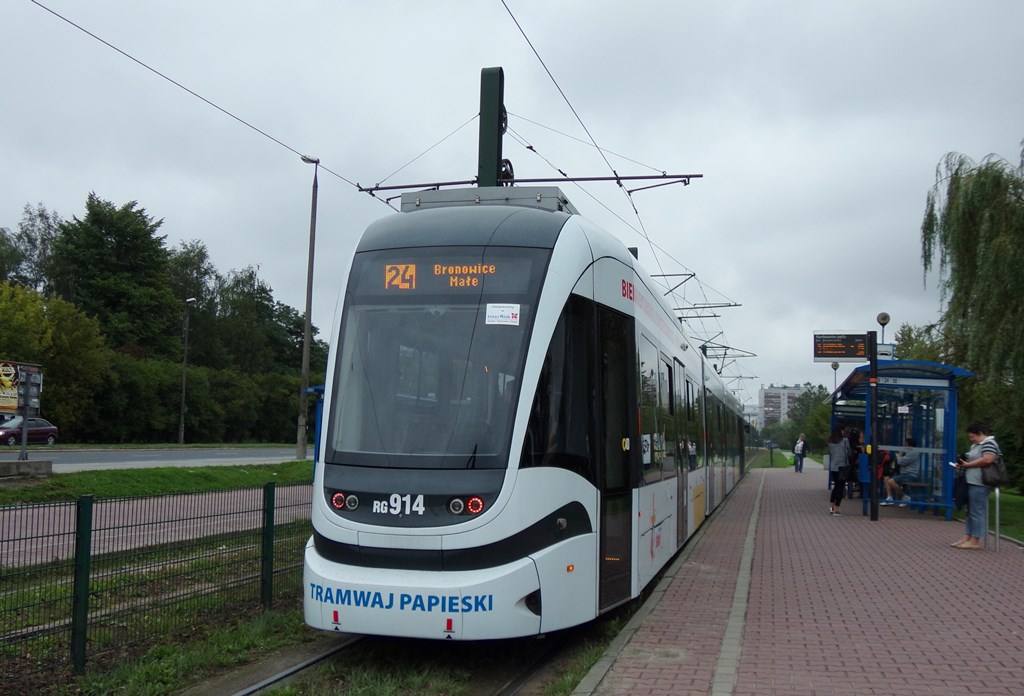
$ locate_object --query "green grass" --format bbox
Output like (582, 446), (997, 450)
(748, 448), (793, 469)
(29, 441), (291, 450)
(952, 489), (1024, 542)
(64, 607), (316, 696)
(271, 640), (475, 696)
(0, 459), (313, 504)
(538, 615), (629, 696)
(265, 611), (633, 696)
(990, 489), (1024, 540)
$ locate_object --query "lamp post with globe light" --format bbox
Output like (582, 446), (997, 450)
(877, 312), (890, 343)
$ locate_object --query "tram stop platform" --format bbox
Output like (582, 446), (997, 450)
(574, 458), (1024, 696)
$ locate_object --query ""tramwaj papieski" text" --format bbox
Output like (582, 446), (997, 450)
(309, 582), (494, 612)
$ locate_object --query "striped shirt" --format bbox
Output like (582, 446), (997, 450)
(966, 435), (1001, 486)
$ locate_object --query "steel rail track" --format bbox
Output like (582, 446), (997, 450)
(228, 635), (363, 696)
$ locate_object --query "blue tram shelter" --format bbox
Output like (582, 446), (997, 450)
(830, 360), (973, 520)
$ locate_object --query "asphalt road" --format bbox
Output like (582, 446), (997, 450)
(0, 446), (300, 472)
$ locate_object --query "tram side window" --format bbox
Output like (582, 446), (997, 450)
(639, 337), (666, 482)
(658, 357), (672, 415)
(673, 359), (689, 470)
(659, 355), (678, 479)
(519, 295), (593, 481)
(705, 391), (721, 465)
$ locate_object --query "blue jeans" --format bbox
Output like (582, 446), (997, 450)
(794, 454), (804, 472)
(966, 483), (989, 538)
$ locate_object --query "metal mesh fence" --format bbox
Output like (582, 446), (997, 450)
(0, 483), (311, 691)
(0, 500), (77, 684)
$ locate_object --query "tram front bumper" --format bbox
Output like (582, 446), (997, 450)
(303, 537), (542, 640)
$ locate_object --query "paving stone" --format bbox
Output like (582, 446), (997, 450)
(578, 460), (1024, 696)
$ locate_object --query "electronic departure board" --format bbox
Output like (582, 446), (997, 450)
(813, 332), (867, 363)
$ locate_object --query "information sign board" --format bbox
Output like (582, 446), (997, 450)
(813, 332), (867, 363)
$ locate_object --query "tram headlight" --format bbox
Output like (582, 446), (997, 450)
(466, 496), (485, 515)
(345, 494), (359, 511)
(330, 492), (346, 510)
(447, 498), (465, 515)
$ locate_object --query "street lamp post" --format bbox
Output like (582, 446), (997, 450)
(877, 312), (891, 344)
(178, 297), (197, 445)
(831, 361), (839, 391)
(296, 155), (319, 461)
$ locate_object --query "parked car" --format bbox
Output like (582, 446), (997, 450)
(0, 416), (58, 446)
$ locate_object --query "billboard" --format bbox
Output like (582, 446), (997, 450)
(0, 361), (42, 415)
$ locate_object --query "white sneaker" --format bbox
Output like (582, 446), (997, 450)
(899, 495), (911, 508)
(881, 497), (894, 506)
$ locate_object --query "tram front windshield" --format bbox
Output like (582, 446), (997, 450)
(325, 246), (549, 470)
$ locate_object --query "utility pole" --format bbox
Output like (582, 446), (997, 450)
(296, 155), (319, 461)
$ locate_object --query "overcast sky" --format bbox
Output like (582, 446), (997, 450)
(4, 1), (1023, 411)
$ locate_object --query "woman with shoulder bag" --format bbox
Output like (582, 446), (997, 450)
(951, 421), (1001, 550)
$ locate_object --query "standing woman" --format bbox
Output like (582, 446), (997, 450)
(845, 428), (863, 499)
(793, 433), (807, 473)
(952, 422), (1001, 549)
(827, 428), (850, 516)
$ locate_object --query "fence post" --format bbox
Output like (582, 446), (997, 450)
(71, 495), (94, 675)
(261, 482), (276, 609)
(994, 486), (1000, 553)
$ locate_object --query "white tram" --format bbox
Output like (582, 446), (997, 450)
(304, 186), (746, 640)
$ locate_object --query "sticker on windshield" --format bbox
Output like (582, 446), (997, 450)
(485, 303), (520, 326)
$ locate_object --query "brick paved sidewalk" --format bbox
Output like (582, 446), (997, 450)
(577, 464), (1024, 696)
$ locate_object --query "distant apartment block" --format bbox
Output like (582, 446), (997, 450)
(759, 384), (811, 426)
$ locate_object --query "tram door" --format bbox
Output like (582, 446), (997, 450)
(597, 306), (636, 610)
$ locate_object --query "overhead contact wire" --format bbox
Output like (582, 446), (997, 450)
(29, 0), (373, 197)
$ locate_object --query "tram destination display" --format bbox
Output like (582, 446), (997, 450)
(813, 332), (867, 363)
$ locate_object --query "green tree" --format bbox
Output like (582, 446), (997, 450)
(922, 146), (1024, 381)
(49, 194), (178, 358)
(0, 282), (108, 437)
(787, 384), (829, 427)
(217, 266), (277, 374)
(6, 194), (332, 445)
(0, 281), (51, 361)
(0, 227), (24, 283)
(788, 386), (832, 453)
(921, 142), (1024, 488)
(801, 400), (833, 454)
(892, 322), (942, 362)
(271, 300), (329, 377)
(13, 203), (63, 292)
(168, 240), (227, 369)
(42, 297), (109, 436)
